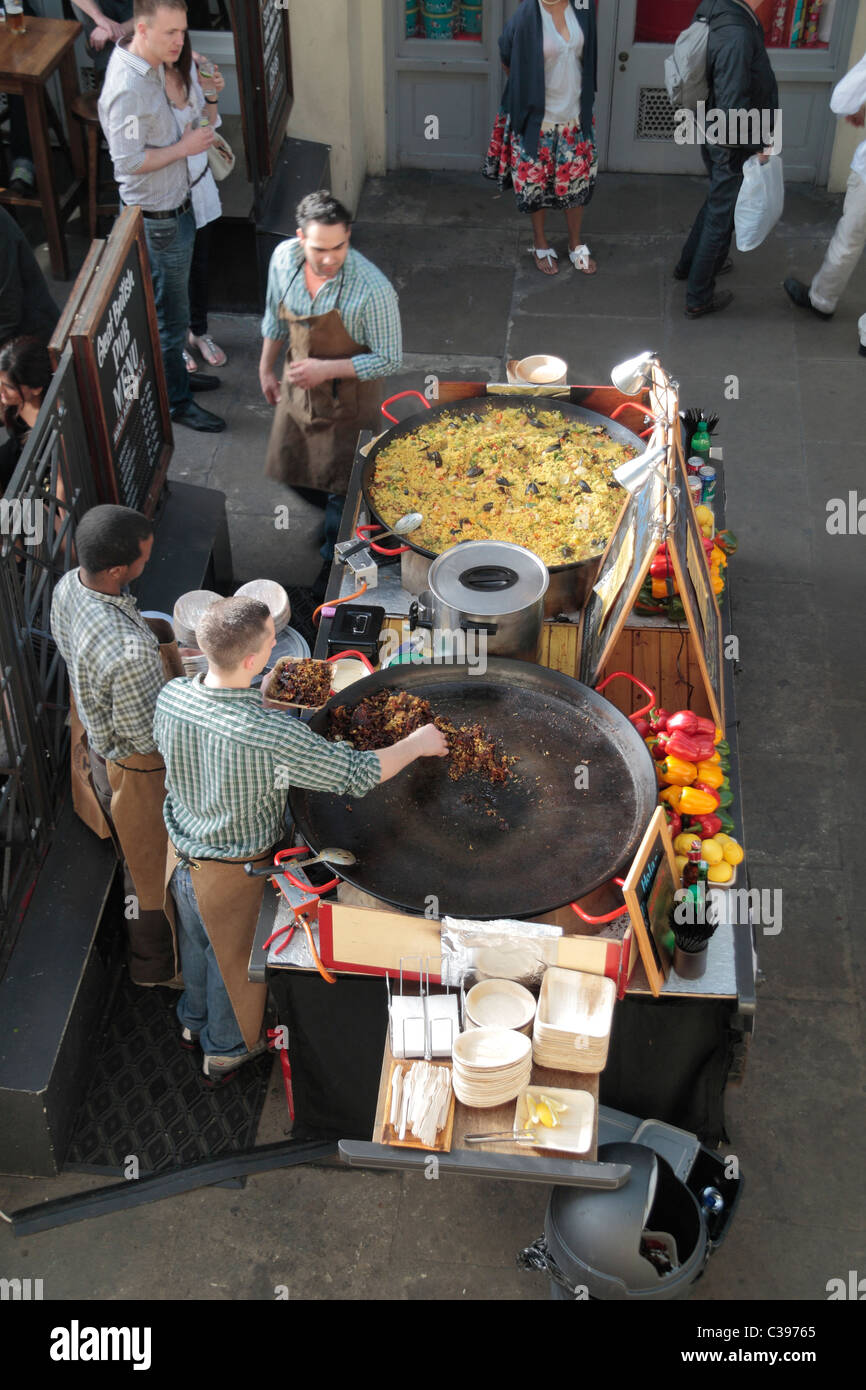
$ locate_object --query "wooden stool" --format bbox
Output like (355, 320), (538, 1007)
(70, 91), (116, 241)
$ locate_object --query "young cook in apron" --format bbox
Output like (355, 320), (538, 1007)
(163, 844), (271, 1051)
(264, 263), (382, 496)
(81, 618), (184, 984)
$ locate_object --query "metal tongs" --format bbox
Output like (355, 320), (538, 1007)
(464, 1130), (538, 1146)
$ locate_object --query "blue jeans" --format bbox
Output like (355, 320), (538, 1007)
(171, 863), (245, 1057)
(678, 145), (747, 310)
(143, 208), (196, 412)
(322, 492), (345, 561)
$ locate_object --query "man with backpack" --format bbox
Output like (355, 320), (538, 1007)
(671, 0), (778, 318)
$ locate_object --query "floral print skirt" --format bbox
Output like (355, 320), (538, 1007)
(483, 111), (598, 213)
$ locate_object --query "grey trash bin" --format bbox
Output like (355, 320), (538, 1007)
(543, 1142), (709, 1301)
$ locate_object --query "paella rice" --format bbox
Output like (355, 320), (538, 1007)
(368, 406), (637, 567)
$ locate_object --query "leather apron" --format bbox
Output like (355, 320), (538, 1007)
(104, 619), (184, 927)
(264, 263), (382, 495)
(165, 842), (272, 1051)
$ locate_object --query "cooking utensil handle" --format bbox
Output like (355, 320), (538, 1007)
(380, 390), (431, 424)
(340, 535), (377, 561)
(244, 862), (280, 877)
(459, 564), (519, 592)
(570, 877), (626, 924)
(273, 847), (339, 895)
(356, 522), (409, 557)
(459, 620), (498, 634)
(408, 599), (432, 632)
(327, 649), (375, 673)
(594, 670), (656, 720)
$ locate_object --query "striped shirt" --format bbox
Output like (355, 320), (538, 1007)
(261, 240), (403, 382)
(50, 570), (164, 760)
(153, 676), (381, 860)
(98, 39), (189, 212)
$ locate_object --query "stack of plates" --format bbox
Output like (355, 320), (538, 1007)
(532, 967), (616, 1073)
(451, 1027), (532, 1108)
(465, 979), (536, 1036)
(235, 579), (291, 633)
(172, 590), (221, 647)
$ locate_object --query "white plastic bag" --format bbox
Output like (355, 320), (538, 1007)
(734, 153), (784, 252)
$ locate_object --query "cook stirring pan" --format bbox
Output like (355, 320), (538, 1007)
(288, 659), (657, 921)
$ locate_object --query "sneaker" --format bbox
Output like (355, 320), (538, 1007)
(8, 158), (35, 196)
(783, 277), (834, 319)
(180, 1026), (199, 1050)
(202, 1033), (269, 1082)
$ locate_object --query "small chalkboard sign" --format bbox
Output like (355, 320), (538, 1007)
(664, 445), (725, 729)
(69, 208), (172, 517)
(230, 0), (293, 185)
(621, 806), (678, 997)
(577, 468), (665, 687)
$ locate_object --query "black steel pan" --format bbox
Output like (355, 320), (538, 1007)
(288, 659), (657, 920)
(360, 393), (644, 576)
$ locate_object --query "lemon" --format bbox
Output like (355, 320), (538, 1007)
(695, 505), (714, 527)
(723, 841), (744, 865)
(674, 832), (701, 856)
(536, 1102), (556, 1128)
(525, 1094), (540, 1126)
(707, 861), (733, 884)
(701, 838), (724, 866)
(675, 854), (688, 878)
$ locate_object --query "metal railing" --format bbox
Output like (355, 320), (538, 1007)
(0, 347), (100, 975)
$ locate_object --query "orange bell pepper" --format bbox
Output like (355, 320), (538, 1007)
(695, 761), (724, 788)
(676, 786), (721, 816)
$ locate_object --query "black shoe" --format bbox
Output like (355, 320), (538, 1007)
(685, 291), (734, 319)
(783, 277), (833, 319)
(859, 344), (866, 358)
(189, 373), (220, 393)
(674, 258), (732, 282)
(171, 400), (226, 432)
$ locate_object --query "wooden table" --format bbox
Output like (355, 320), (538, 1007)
(0, 15), (85, 279)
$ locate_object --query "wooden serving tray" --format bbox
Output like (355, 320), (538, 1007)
(378, 1059), (456, 1153)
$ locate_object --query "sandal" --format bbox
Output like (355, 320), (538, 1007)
(182, 349), (197, 373)
(189, 332), (227, 367)
(569, 244), (597, 275)
(529, 246), (559, 276)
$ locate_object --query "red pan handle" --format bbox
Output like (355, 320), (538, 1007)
(327, 650), (375, 673)
(595, 671), (656, 721)
(272, 846), (340, 895)
(380, 390), (432, 425)
(355, 521), (409, 557)
(570, 878), (626, 924)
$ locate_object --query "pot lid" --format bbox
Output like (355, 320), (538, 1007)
(427, 540), (549, 616)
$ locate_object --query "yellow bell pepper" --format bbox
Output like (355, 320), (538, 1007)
(695, 761), (724, 788)
(659, 755), (697, 786)
(659, 786), (684, 808)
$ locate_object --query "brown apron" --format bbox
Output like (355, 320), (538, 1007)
(165, 842), (272, 1050)
(264, 265), (382, 494)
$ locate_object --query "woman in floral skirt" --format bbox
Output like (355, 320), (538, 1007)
(484, 0), (598, 276)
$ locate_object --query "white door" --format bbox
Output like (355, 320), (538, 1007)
(605, 0), (704, 174)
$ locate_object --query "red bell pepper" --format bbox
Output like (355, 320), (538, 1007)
(630, 715), (650, 738)
(663, 805), (682, 839)
(647, 707), (670, 734)
(667, 710), (716, 740)
(664, 728), (716, 763)
(648, 738), (667, 762)
(684, 813), (722, 839)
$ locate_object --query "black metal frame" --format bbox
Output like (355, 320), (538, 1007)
(0, 347), (99, 976)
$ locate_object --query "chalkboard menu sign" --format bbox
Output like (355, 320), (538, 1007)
(69, 208), (172, 517)
(664, 447), (725, 730)
(621, 807), (678, 996)
(230, 0), (293, 184)
(577, 469), (665, 687)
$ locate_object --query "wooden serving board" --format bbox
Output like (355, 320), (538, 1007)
(379, 1059), (456, 1153)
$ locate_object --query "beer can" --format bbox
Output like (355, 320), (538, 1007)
(688, 477), (703, 508)
(686, 455), (703, 476)
(699, 465), (716, 505)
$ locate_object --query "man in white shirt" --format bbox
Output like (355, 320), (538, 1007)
(99, 0), (226, 430)
(784, 51), (866, 356)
